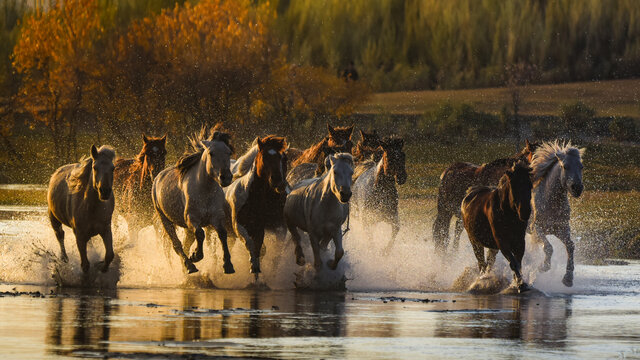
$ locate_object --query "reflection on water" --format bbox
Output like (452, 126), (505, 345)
(2, 285), (627, 359)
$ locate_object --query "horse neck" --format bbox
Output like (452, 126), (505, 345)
(138, 156), (153, 189)
(248, 160), (271, 195)
(194, 153), (220, 190)
(496, 181), (515, 214)
(536, 163), (568, 202)
(374, 157), (395, 188)
(318, 170), (339, 204)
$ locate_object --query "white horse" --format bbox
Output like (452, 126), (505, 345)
(47, 145), (116, 274)
(152, 127), (234, 274)
(284, 153), (354, 270)
(530, 140), (585, 287)
(230, 136), (259, 179)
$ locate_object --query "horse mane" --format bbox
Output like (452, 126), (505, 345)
(260, 135), (288, 153)
(293, 137), (329, 166)
(131, 137), (163, 188)
(353, 160), (376, 181)
(331, 152), (354, 167)
(68, 157), (93, 193)
(177, 124), (233, 179)
(530, 140), (584, 182)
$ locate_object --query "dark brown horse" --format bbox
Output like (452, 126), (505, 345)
(353, 129), (382, 162)
(352, 136), (407, 249)
(432, 140), (539, 252)
(461, 161), (533, 291)
(286, 124), (355, 186)
(223, 135), (289, 276)
(113, 134), (167, 241)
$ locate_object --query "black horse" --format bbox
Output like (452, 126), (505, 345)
(460, 161), (533, 291)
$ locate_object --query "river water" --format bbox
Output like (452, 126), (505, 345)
(0, 205), (639, 359)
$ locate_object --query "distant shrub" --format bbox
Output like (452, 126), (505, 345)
(420, 102), (503, 140)
(559, 101), (596, 136)
(608, 116), (637, 142)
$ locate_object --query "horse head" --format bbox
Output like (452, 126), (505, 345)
(201, 131), (233, 187)
(502, 160), (533, 222)
(327, 123), (354, 154)
(256, 135), (289, 194)
(90, 144), (116, 201)
(141, 134), (167, 179)
(380, 136), (407, 185)
(328, 153), (354, 203)
(520, 139), (541, 163)
(556, 147), (585, 198)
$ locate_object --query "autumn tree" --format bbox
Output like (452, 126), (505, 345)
(13, 0), (103, 163)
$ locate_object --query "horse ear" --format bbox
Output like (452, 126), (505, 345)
(328, 155), (336, 167)
(160, 134), (167, 144)
(397, 138), (404, 148)
(327, 123), (336, 137)
(90, 144), (98, 159)
(525, 139), (531, 150)
(143, 134), (149, 144)
(555, 151), (566, 162)
(359, 129), (365, 139)
(257, 137), (264, 150)
(347, 124), (354, 136)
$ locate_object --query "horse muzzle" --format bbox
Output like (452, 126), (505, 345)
(220, 171), (233, 187)
(570, 183), (584, 197)
(98, 187), (112, 201)
(339, 190), (352, 203)
(275, 181), (288, 194)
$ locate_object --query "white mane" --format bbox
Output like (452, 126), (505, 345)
(530, 140), (585, 182)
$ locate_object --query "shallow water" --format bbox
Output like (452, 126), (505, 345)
(1, 205), (639, 359)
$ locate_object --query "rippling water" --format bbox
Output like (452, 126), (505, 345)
(1, 205), (639, 359)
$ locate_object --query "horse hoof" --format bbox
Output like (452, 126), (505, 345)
(61, 254), (69, 263)
(250, 265), (261, 274)
(100, 265), (109, 273)
(223, 263), (235, 274)
(189, 252), (204, 263)
(562, 273), (574, 287)
(539, 262), (551, 272)
(296, 257), (305, 266)
(517, 283), (530, 293)
(81, 263), (90, 274)
(326, 260), (339, 270)
(186, 263), (199, 274)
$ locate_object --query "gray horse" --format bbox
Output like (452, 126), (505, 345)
(530, 140), (585, 287)
(152, 127), (234, 274)
(47, 145), (116, 274)
(284, 153), (354, 271)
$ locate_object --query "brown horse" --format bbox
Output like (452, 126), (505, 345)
(461, 161), (533, 291)
(291, 124), (354, 167)
(432, 140), (539, 252)
(352, 129), (382, 162)
(47, 145), (116, 274)
(223, 135), (289, 276)
(352, 136), (407, 249)
(113, 134), (166, 241)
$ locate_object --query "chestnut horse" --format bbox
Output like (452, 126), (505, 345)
(461, 161), (533, 291)
(433, 140), (539, 252)
(352, 129), (382, 162)
(223, 135), (289, 276)
(113, 134), (166, 241)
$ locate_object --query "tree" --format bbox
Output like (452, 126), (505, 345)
(13, 0), (103, 163)
(505, 62), (539, 150)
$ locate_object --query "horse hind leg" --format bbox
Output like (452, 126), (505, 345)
(485, 248), (498, 273)
(49, 211), (68, 263)
(452, 216), (464, 252)
(328, 230), (344, 270)
(533, 225), (553, 272)
(471, 241), (487, 274)
(432, 209), (452, 252)
(188, 228), (205, 263)
(157, 211), (197, 273)
(286, 222), (305, 266)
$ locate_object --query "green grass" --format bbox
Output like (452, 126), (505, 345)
(358, 79), (640, 117)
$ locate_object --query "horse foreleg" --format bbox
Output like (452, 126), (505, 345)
(74, 231), (90, 274)
(250, 227), (265, 274)
(533, 224), (553, 272)
(328, 230), (345, 270)
(309, 233), (323, 270)
(157, 211), (197, 273)
(189, 228), (205, 263)
(557, 228), (575, 287)
(100, 227), (115, 273)
(49, 211), (68, 263)
(213, 221), (235, 274)
(384, 211), (400, 253)
(501, 247), (524, 287)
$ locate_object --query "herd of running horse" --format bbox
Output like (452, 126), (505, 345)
(45, 123), (585, 290)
